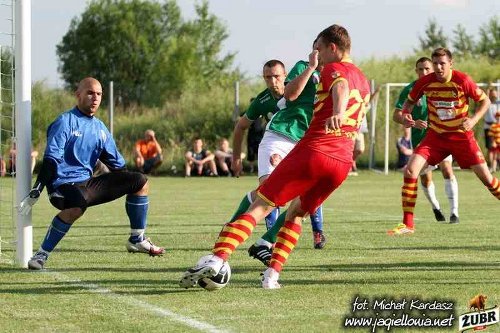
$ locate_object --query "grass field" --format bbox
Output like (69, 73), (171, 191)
(0, 171), (498, 333)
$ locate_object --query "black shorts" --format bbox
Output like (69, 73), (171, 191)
(485, 129), (494, 150)
(49, 171), (147, 211)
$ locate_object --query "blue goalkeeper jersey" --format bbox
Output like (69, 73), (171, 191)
(44, 107), (125, 191)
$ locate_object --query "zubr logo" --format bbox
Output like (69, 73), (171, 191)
(458, 295), (499, 332)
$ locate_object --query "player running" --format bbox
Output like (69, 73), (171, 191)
(389, 48), (500, 235)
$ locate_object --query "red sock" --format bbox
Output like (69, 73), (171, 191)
(488, 177), (500, 199)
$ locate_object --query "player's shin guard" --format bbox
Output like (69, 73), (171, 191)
(488, 177), (500, 199)
(40, 216), (72, 252)
(126, 195), (148, 243)
(264, 207), (280, 230)
(269, 221), (301, 273)
(213, 213), (256, 260)
(402, 177), (418, 228)
(444, 176), (459, 215)
(229, 192), (252, 222)
(309, 206), (323, 232)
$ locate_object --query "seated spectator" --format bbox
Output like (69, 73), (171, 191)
(0, 156), (5, 177)
(8, 142), (38, 174)
(396, 127), (413, 170)
(215, 138), (245, 177)
(134, 129), (163, 174)
(185, 137), (217, 177)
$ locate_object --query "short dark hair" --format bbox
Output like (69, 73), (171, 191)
(317, 24), (351, 52)
(431, 47), (453, 60)
(415, 57), (431, 67)
(263, 59), (285, 70)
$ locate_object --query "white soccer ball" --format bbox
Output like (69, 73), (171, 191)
(196, 255), (231, 291)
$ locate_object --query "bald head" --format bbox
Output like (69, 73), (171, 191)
(76, 77), (102, 116)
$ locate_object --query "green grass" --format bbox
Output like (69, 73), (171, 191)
(0, 171), (498, 333)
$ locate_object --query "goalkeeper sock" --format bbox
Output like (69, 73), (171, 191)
(309, 206), (323, 232)
(40, 216), (72, 252)
(402, 177), (418, 228)
(126, 195), (148, 243)
(229, 192), (252, 222)
(213, 213), (256, 260)
(269, 221), (301, 273)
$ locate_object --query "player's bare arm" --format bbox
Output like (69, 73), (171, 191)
(284, 50), (319, 102)
(400, 99), (417, 128)
(325, 79), (349, 132)
(461, 92), (491, 131)
(232, 116), (252, 176)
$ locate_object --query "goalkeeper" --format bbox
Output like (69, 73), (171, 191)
(19, 77), (165, 270)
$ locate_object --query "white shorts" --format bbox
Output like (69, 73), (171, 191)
(257, 131), (296, 179)
(420, 154), (453, 175)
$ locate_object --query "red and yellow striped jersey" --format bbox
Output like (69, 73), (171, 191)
(488, 123), (500, 145)
(408, 70), (486, 134)
(298, 59), (370, 162)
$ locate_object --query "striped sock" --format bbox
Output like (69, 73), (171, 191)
(488, 177), (500, 199)
(269, 221), (302, 273)
(402, 177), (418, 228)
(213, 213), (256, 260)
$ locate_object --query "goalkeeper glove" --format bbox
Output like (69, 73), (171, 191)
(18, 182), (43, 215)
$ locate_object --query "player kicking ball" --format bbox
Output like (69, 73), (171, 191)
(180, 24), (370, 289)
(18, 77), (164, 270)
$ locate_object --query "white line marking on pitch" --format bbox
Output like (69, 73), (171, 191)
(43, 270), (231, 333)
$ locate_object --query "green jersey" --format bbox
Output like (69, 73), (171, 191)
(245, 88), (280, 123)
(395, 80), (428, 146)
(267, 60), (319, 142)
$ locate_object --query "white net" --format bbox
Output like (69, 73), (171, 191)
(0, 0), (15, 263)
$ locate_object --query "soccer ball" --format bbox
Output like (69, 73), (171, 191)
(196, 255), (231, 291)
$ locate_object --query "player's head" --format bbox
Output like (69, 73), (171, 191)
(415, 57), (433, 79)
(431, 48), (453, 82)
(262, 59), (286, 98)
(76, 77), (102, 116)
(316, 24), (351, 64)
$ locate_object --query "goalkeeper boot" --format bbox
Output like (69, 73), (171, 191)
(28, 251), (49, 270)
(387, 223), (415, 236)
(313, 231), (327, 249)
(179, 255), (224, 289)
(126, 237), (165, 256)
(261, 268), (281, 289)
(433, 209), (446, 222)
(248, 244), (272, 266)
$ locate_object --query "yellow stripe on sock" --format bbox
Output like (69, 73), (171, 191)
(273, 247), (290, 259)
(275, 237), (295, 250)
(217, 236), (240, 247)
(280, 228), (300, 240)
(224, 226), (249, 240)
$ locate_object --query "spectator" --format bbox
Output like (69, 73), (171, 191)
(185, 137), (217, 177)
(214, 138), (245, 177)
(484, 89), (499, 169)
(134, 129), (163, 174)
(488, 110), (500, 172)
(396, 127), (413, 170)
(8, 142), (38, 174)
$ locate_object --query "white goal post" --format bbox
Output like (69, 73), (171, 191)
(380, 81), (500, 175)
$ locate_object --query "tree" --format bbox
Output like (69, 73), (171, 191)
(56, 0), (235, 106)
(452, 24), (475, 58)
(416, 18), (448, 53)
(476, 16), (499, 60)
